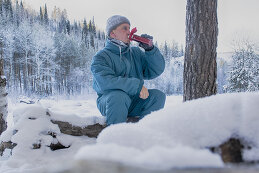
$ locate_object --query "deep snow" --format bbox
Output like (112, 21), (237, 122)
(0, 92), (259, 172)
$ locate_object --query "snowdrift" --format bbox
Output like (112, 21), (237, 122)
(0, 92), (259, 172)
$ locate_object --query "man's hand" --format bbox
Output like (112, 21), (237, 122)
(139, 34), (154, 51)
(139, 86), (149, 99)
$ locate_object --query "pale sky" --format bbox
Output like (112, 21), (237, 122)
(22, 0), (259, 52)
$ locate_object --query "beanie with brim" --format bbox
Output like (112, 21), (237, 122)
(106, 15), (130, 36)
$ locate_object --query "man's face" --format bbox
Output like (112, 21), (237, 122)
(110, 23), (130, 44)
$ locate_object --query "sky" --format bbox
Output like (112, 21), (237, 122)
(22, 0), (259, 52)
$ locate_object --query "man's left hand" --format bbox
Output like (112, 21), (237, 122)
(139, 34), (154, 51)
(139, 86), (149, 99)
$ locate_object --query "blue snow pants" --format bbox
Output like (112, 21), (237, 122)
(97, 89), (166, 125)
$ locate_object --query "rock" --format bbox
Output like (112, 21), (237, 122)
(19, 100), (35, 104)
(220, 138), (244, 163)
(210, 138), (250, 164)
(33, 142), (41, 149)
(51, 120), (106, 138)
(32, 131), (70, 150)
(0, 141), (17, 156)
(49, 141), (70, 151)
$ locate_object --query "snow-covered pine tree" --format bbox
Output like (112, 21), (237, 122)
(92, 17), (96, 37)
(82, 19), (88, 48)
(44, 4), (49, 25)
(0, 0), (3, 16)
(162, 41), (169, 63)
(227, 42), (259, 92)
(58, 12), (67, 33)
(66, 20), (70, 35)
(39, 7), (43, 23)
(3, 0), (13, 20)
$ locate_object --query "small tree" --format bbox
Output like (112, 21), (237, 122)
(227, 41), (259, 92)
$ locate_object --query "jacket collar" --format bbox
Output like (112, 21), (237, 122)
(105, 38), (130, 55)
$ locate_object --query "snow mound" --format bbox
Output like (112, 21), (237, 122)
(0, 99), (101, 172)
(75, 92), (259, 169)
(75, 144), (223, 170)
(1, 92), (259, 172)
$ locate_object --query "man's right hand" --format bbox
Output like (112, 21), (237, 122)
(139, 86), (149, 99)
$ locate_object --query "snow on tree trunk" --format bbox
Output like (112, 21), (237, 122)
(184, 0), (218, 101)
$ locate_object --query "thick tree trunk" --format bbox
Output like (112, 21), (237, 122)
(184, 0), (218, 101)
(0, 42), (8, 135)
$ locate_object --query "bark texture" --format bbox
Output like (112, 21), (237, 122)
(184, 0), (218, 101)
(0, 40), (8, 135)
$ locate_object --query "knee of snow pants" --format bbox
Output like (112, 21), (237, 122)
(97, 90), (131, 125)
(128, 89), (166, 119)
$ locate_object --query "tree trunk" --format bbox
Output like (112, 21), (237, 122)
(184, 0), (218, 101)
(0, 41), (8, 135)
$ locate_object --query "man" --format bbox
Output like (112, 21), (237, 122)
(91, 15), (166, 125)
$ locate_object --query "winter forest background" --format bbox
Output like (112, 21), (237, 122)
(0, 0), (258, 100)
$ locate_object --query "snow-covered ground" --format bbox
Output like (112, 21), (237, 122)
(0, 92), (259, 172)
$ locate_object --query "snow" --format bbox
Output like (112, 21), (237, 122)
(217, 52), (234, 63)
(0, 92), (259, 172)
(39, 99), (106, 126)
(75, 144), (222, 170)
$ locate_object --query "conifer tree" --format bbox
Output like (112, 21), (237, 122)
(40, 6), (43, 22)
(88, 20), (92, 33)
(44, 4), (48, 25)
(3, 0), (13, 20)
(15, 0), (20, 26)
(0, 0), (2, 16)
(92, 17), (96, 36)
(90, 34), (94, 48)
(66, 20), (70, 35)
(73, 21), (79, 36)
(58, 13), (67, 33)
(19, 1), (24, 21)
(20, 0), (23, 8)
(82, 19), (88, 47)
(227, 43), (259, 92)
(82, 19), (88, 35)
(97, 31), (101, 40)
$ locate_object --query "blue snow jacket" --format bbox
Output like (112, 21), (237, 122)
(91, 39), (165, 98)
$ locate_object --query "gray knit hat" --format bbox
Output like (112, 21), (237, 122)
(106, 15), (130, 36)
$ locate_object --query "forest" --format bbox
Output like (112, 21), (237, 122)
(0, 0), (258, 99)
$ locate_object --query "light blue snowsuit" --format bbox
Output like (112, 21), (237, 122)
(91, 39), (166, 125)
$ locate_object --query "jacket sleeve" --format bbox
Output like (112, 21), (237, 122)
(91, 54), (144, 96)
(141, 46), (165, 80)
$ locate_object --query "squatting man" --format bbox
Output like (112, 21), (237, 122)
(91, 15), (166, 125)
